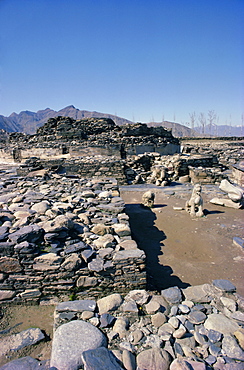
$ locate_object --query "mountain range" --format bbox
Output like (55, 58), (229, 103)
(0, 105), (243, 137)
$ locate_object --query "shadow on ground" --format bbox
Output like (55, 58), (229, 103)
(125, 203), (190, 292)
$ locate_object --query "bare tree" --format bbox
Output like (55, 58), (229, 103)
(198, 112), (206, 135)
(189, 112), (196, 130)
(208, 110), (216, 135)
(241, 114), (244, 136)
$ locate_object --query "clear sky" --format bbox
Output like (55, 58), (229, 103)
(0, 0), (243, 126)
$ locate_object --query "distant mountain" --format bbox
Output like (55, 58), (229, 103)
(194, 123), (243, 137)
(147, 120), (197, 138)
(1, 105), (242, 137)
(0, 106), (133, 135)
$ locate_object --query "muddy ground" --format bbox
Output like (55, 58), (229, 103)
(0, 182), (243, 366)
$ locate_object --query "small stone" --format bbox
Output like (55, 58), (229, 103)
(151, 312), (167, 328)
(121, 300), (138, 313)
(209, 343), (221, 356)
(125, 289), (149, 305)
(161, 286), (182, 305)
(234, 329), (244, 349)
(100, 313), (116, 328)
(170, 358), (193, 369)
(205, 355), (216, 365)
(168, 317), (179, 329)
(97, 293), (123, 314)
(81, 311), (94, 320)
(212, 279), (236, 292)
(119, 342), (135, 353)
(82, 347), (124, 370)
(233, 236), (244, 249)
(122, 349), (136, 370)
(220, 297), (236, 312)
(130, 329), (144, 344)
(187, 310), (206, 324)
(145, 300), (161, 314)
(136, 348), (170, 370)
(178, 304), (190, 313)
(208, 329), (222, 343)
(182, 284), (211, 303)
(173, 324), (186, 339)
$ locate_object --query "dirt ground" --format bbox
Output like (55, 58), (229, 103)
(0, 183), (243, 366)
(121, 184), (244, 296)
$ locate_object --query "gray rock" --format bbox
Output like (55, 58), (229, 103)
(0, 356), (49, 370)
(0, 290), (16, 301)
(82, 347), (124, 370)
(88, 257), (104, 272)
(97, 293), (123, 314)
(182, 284), (211, 303)
(169, 358), (193, 369)
(207, 329), (222, 343)
(161, 286), (182, 305)
(122, 349), (136, 370)
(112, 223), (131, 237)
(137, 348), (170, 370)
(113, 249), (145, 261)
(0, 328), (45, 356)
(31, 200), (50, 214)
(8, 225), (44, 243)
(233, 236), (244, 249)
(187, 310), (207, 324)
(50, 320), (107, 370)
(212, 279), (236, 292)
(221, 334), (244, 361)
(204, 313), (239, 334)
(56, 299), (96, 312)
(121, 300), (138, 313)
(125, 290), (149, 305)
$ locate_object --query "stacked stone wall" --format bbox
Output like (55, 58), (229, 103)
(0, 175), (146, 303)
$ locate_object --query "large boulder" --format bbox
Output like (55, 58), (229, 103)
(50, 320), (107, 370)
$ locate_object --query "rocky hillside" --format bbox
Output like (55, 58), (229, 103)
(0, 105), (197, 137)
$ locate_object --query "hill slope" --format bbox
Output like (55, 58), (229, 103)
(0, 105), (206, 137)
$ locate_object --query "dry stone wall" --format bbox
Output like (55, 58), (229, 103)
(0, 174), (146, 303)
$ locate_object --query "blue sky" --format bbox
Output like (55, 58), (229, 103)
(0, 0), (243, 126)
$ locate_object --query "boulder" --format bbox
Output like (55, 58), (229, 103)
(50, 320), (107, 370)
(97, 293), (123, 314)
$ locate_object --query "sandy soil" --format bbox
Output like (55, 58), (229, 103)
(121, 183), (244, 296)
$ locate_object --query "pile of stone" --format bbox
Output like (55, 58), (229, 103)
(7, 117), (179, 148)
(0, 173), (146, 302)
(1, 282), (244, 369)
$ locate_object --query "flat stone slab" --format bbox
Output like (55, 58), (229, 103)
(204, 313), (240, 334)
(82, 347), (124, 370)
(0, 328), (45, 356)
(113, 249), (145, 261)
(56, 299), (96, 312)
(50, 320), (107, 370)
(212, 279), (236, 292)
(233, 237), (244, 249)
(0, 356), (49, 370)
(0, 290), (16, 301)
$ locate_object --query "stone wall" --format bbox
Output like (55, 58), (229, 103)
(0, 175), (146, 303)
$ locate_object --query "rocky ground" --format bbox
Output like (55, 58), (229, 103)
(0, 164), (243, 369)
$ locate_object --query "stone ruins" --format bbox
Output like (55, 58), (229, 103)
(0, 117), (243, 369)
